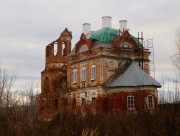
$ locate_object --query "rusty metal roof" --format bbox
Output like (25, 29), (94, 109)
(110, 62), (161, 87)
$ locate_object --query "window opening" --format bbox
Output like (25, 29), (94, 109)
(72, 98), (76, 109)
(148, 95), (154, 109)
(81, 68), (86, 81)
(62, 43), (65, 56)
(92, 97), (96, 106)
(82, 98), (86, 107)
(73, 69), (77, 83)
(121, 42), (132, 48)
(127, 96), (135, 109)
(91, 65), (96, 80)
(54, 42), (58, 56)
(80, 45), (88, 53)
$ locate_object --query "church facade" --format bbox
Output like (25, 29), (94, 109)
(37, 16), (161, 120)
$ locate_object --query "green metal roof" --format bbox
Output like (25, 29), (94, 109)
(130, 35), (142, 47)
(90, 27), (118, 43)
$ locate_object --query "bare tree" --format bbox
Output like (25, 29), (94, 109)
(173, 28), (180, 77)
(170, 28), (180, 103)
(0, 65), (16, 107)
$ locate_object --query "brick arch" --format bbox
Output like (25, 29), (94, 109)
(57, 28), (72, 56)
(113, 31), (139, 48)
(59, 76), (67, 97)
(75, 33), (93, 53)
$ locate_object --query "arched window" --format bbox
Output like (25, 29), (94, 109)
(54, 42), (58, 56)
(44, 77), (49, 93)
(60, 77), (67, 90)
(63, 98), (68, 107)
(81, 67), (86, 82)
(73, 69), (77, 83)
(60, 77), (67, 97)
(92, 97), (96, 106)
(80, 45), (88, 53)
(82, 98), (86, 107)
(91, 65), (96, 80)
(62, 43), (65, 56)
(121, 42), (132, 48)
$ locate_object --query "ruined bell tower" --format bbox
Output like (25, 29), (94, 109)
(38, 28), (72, 119)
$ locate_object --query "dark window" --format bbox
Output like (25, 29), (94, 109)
(54, 99), (58, 109)
(148, 95), (154, 109)
(82, 98), (86, 107)
(92, 97), (96, 106)
(72, 98), (76, 109)
(60, 77), (67, 90)
(63, 98), (68, 107)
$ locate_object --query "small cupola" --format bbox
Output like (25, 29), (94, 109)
(119, 20), (127, 32)
(102, 16), (112, 28)
(83, 23), (91, 35)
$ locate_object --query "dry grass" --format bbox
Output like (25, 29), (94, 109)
(0, 104), (179, 136)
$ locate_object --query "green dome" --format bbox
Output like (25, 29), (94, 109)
(90, 27), (118, 43)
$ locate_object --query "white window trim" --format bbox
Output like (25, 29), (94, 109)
(73, 69), (77, 83)
(91, 65), (96, 80)
(127, 96), (135, 110)
(147, 95), (154, 109)
(81, 67), (86, 81)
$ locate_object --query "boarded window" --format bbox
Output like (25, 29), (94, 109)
(91, 65), (96, 80)
(127, 96), (135, 110)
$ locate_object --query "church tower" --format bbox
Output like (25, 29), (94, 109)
(38, 28), (72, 119)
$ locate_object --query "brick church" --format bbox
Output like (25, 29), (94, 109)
(37, 16), (161, 120)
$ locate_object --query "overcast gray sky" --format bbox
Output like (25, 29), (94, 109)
(0, 0), (179, 89)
